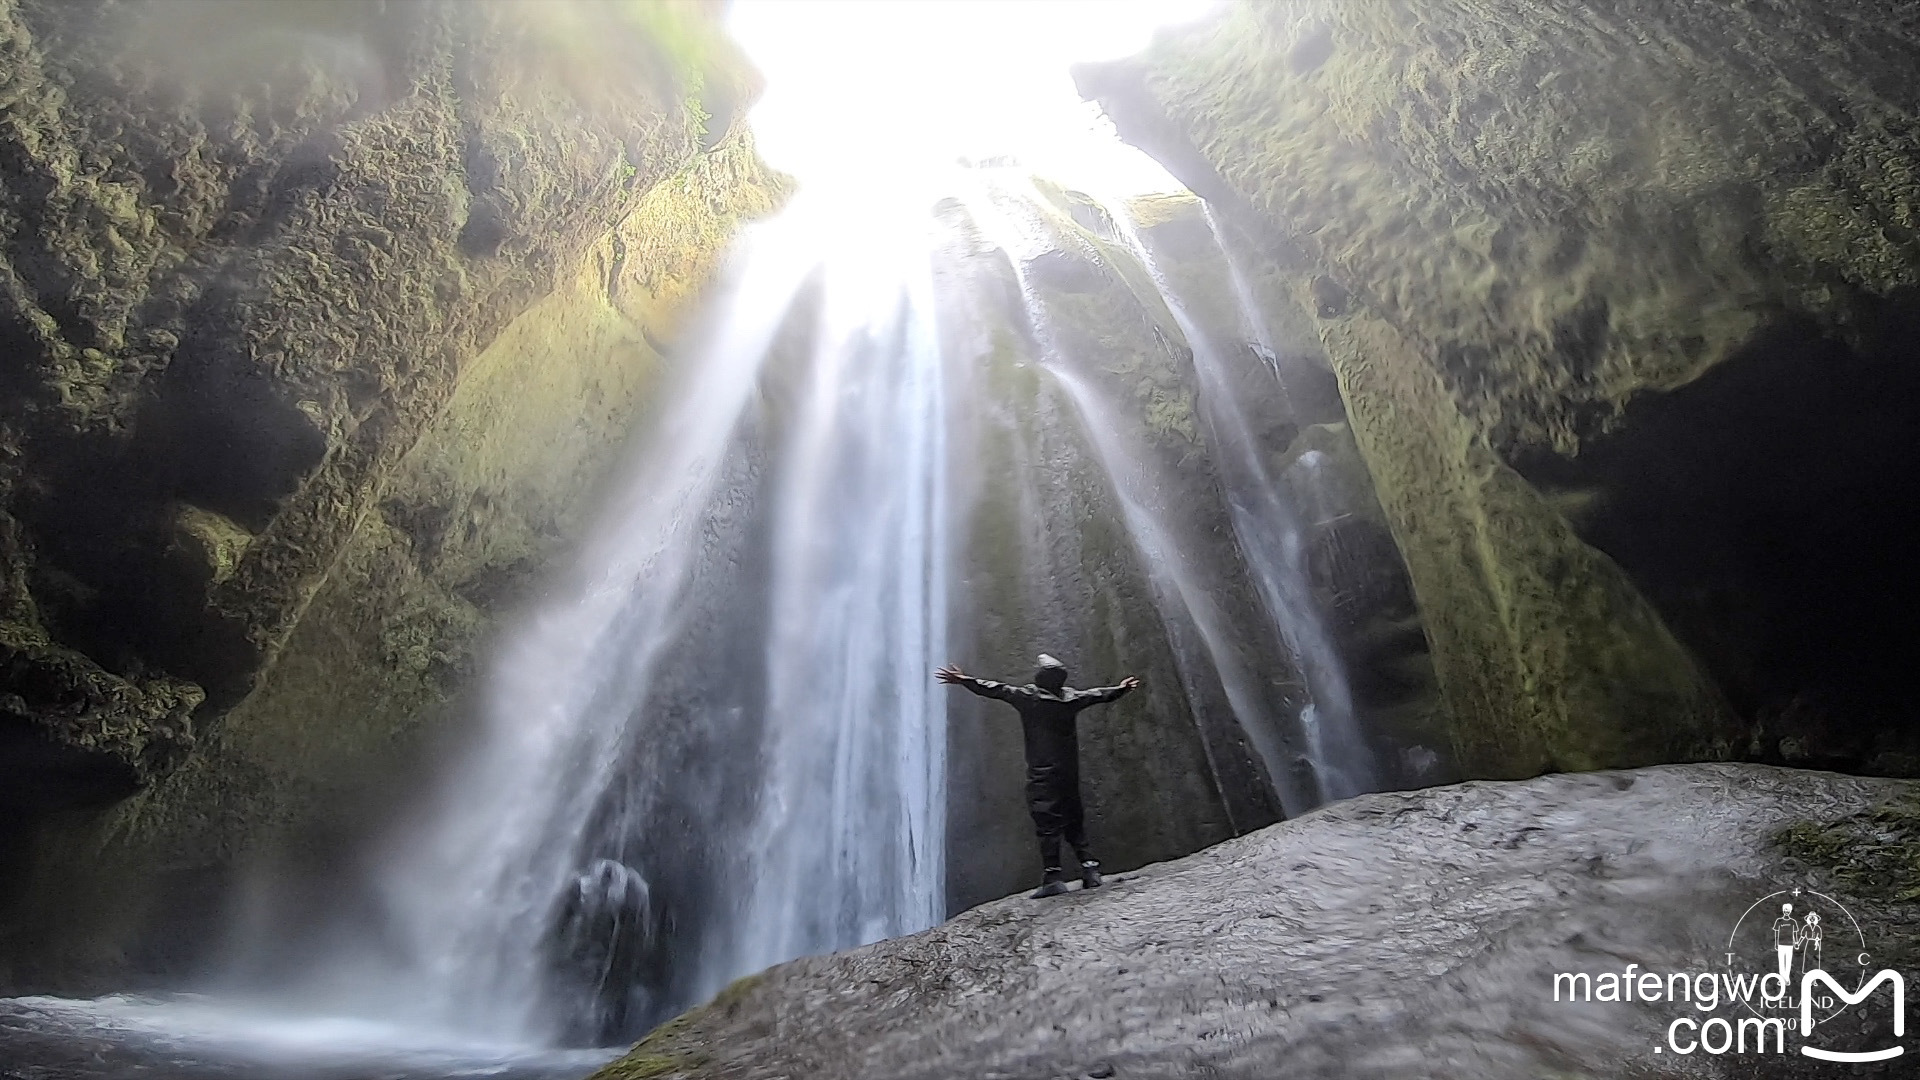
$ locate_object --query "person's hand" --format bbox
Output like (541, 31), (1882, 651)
(1120, 676), (1141, 690)
(935, 664), (967, 684)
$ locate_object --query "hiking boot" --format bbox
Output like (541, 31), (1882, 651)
(1030, 868), (1069, 899)
(1079, 860), (1103, 890)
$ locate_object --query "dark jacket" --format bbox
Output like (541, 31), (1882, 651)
(954, 676), (1131, 778)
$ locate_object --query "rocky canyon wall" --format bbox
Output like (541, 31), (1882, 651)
(1081, 0), (1920, 780)
(0, 0), (785, 987)
(941, 183), (1447, 909)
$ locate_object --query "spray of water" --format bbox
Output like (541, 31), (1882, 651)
(334, 212), (823, 1040)
(0, 179), (1381, 1073)
(258, 191), (956, 1044)
(962, 180), (1318, 817)
(730, 209), (950, 982)
(1100, 196), (1377, 802)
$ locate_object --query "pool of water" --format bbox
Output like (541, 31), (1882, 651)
(0, 995), (621, 1080)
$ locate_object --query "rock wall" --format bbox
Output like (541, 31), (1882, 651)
(1080, 0), (1920, 779)
(939, 191), (1266, 909)
(942, 182), (1446, 909)
(0, 0), (785, 986)
(1125, 193), (1452, 791)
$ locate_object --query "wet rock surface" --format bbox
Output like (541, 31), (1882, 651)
(1080, 0), (1920, 780)
(0, 0), (785, 989)
(0, 0), (735, 783)
(600, 764), (1918, 1079)
(941, 180), (1452, 910)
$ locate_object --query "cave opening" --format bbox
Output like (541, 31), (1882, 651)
(1516, 299), (1920, 773)
(13, 1), (1920, 1077)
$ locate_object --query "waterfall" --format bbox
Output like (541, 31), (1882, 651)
(1100, 197), (1377, 802)
(732, 211), (949, 979)
(962, 182), (1315, 818)
(333, 213), (809, 1042)
(283, 192), (951, 1045)
(202, 177), (1375, 1054)
(1205, 204), (1282, 381)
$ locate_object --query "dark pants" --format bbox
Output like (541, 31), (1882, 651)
(1027, 761), (1092, 870)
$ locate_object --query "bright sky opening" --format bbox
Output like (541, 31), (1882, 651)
(728, 0), (1221, 196)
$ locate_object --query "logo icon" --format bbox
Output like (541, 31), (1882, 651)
(1727, 887), (1903, 1062)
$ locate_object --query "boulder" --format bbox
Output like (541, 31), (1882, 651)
(597, 763), (1920, 1079)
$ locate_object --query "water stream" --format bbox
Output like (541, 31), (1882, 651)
(317, 192), (962, 1045)
(334, 209), (826, 1044)
(731, 207), (950, 980)
(0, 179), (1379, 1077)
(1205, 205), (1282, 381)
(1102, 198), (1377, 802)
(963, 182), (1314, 819)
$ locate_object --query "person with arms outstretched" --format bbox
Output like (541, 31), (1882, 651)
(937, 654), (1140, 898)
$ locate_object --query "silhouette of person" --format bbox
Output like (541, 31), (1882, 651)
(938, 655), (1139, 898)
(1801, 910), (1823, 973)
(1773, 903), (1800, 982)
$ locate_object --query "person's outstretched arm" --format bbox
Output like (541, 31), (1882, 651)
(1073, 675), (1141, 705)
(936, 664), (1036, 704)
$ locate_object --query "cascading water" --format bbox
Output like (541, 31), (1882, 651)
(732, 209), (949, 979)
(263, 191), (954, 1046)
(1101, 196), (1378, 802)
(1207, 205), (1283, 381)
(332, 176), (1371, 1046)
(302, 208), (823, 1042)
(0, 176), (1386, 1077)
(964, 181), (1317, 818)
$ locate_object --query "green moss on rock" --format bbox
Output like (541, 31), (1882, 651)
(5, 129), (789, 981)
(1310, 304), (1734, 775)
(1773, 793), (1920, 974)
(1071, 0), (1920, 775)
(1776, 795), (1920, 906)
(589, 973), (767, 1080)
(0, 0), (788, 983)
(166, 505), (254, 588)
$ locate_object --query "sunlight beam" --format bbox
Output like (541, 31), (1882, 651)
(729, 0), (1220, 194)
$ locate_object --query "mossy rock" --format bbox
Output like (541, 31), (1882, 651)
(1776, 795), (1920, 906)
(1069, 1), (1920, 775)
(166, 505), (254, 588)
(1773, 793), (1920, 973)
(589, 974), (764, 1080)
(0, 0), (789, 983)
